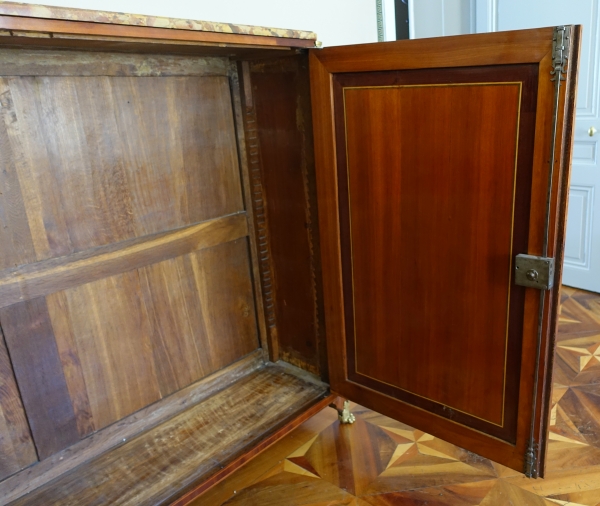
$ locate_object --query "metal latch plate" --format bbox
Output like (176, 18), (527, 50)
(515, 254), (555, 290)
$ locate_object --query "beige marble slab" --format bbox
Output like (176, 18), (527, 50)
(0, 1), (317, 40)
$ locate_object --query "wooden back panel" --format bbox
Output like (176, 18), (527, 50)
(0, 49), (260, 461)
(0, 328), (37, 481)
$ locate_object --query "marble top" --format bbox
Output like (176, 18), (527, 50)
(0, 1), (317, 40)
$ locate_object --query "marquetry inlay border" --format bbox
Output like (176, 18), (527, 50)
(341, 81), (523, 428)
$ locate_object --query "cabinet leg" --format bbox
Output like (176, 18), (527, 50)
(329, 399), (356, 424)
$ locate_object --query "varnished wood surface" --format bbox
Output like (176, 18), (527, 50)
(0, 212), (248, 308)
(0, 327), (37, 481)
(337, 66), (535, 439)
(311, 27), (579, 474)
(314, 27), (554, 73)
(8, 363), (328, 506)
(0, 350), (264, 505)
(0, 74), (243, 265)
(250, 55), (325, 376)
(191, 287), (600, 506)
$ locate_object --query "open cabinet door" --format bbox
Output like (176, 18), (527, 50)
(311, 26), (580, 478)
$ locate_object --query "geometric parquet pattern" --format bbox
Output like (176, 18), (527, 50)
(198, 286), (600, 506)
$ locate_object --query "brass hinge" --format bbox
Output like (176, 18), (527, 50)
(551, 26), (570, 83)
(524, 438), (539, 478)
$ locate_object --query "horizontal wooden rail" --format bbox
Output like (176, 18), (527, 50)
(0, 212), (248, 308)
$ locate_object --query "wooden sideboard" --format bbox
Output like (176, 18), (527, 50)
(0, 3), (580, 504)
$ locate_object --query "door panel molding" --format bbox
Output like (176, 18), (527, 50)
(572, 140), (597, 165)
(475, 0), (498, 33)
(564, 185), (594, 268)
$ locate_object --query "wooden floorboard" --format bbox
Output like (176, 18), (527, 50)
(196, 287), (600, 506)
(8, 362), (328, 506)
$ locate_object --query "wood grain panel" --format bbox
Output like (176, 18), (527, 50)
(172, 393), (337, 506)
(0, 326), (37, 481)
(314, 27), (554, 74)
(0, 34), (295, 58)
(250, 55), (325, 376)
(343, 82), (522, 428)
(0, 83), (36, 271)
(45, 238), (259, 434)
(8, 364), (328, 506)
(0, 212), (248, 309)
(0, 298), (79, 459)
(48, 271), (161, 432)
(0, 350), (264, 504)
(0, 49), (229, 77)
(138, 238), (259, 396)
(0, 74), (243, 263)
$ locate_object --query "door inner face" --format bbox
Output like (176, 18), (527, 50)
(334, 64), (539, 444)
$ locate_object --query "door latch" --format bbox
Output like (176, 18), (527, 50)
(515, 254), (555, 290)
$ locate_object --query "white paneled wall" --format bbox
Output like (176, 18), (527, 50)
(12, 0), (382, 47)
(409, 0), (473, 38)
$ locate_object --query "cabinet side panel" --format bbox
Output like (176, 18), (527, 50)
(249, 54), (326, 378)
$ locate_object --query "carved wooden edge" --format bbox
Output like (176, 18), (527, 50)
(231, 60), (279, 361)
(292, 57), (328, 381)
(0, 350), (265, 505)
(229, 62), (269, 360)
(168, 392), (335, 506)
(537, 25), (582, 477)
(242, 55), (326, 377)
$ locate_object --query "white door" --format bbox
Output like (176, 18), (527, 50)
(475, 0), (600, 293)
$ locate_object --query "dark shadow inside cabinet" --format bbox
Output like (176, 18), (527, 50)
(0, 43), (328, 506)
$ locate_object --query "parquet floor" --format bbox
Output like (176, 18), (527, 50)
(197, 286), (600, 505)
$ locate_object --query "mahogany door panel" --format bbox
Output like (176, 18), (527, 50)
(311, 27), (580, 477)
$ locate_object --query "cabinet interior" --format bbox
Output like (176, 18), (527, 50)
(0, 41), (327, 505)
